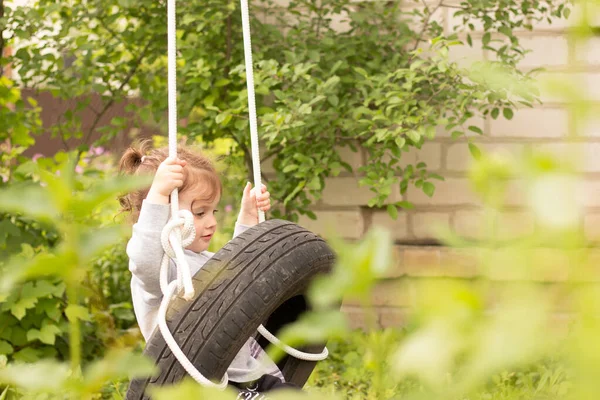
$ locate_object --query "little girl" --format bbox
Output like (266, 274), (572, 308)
(118, 142), (293, 394)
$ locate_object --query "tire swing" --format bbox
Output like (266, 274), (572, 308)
(125, 0), (336, 398)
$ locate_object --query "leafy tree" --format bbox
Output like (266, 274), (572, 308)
(4, 0), (570, 221)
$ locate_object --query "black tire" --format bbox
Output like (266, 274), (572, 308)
(126, 219), (336, 399)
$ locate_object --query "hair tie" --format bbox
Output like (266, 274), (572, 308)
(140, 156), (146, 163)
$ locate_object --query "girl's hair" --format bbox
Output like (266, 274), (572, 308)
(118, 140), (222, 221)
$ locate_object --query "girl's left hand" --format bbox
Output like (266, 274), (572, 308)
(238, 182), (271, 226)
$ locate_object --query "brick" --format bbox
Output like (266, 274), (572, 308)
(341, 305), (369, 330)
(338, 145), (365, 170)
(576, 37), (600, 65)
(537, 142), (600, 172)
(384, 245), (407, 277)
(538, 73), (600, 103)
(454, 208), (534, 239)
(322, 177), (401, 206)
(583, 73), (600, 101)
(406, 178), (481, 206)
(584, 213), (600, 241)
(519, 36), (569, 68)
(453, 209), (485, 239)
(579, 180), (600, 208)
(330, 10), (351, 33)
(379, 307), (410, 328)
(411, 212), (451, 239)
(535, 72), (570, 104)
(496, 211), (536, 240)
(402, 247), (440, 275)
(485, 248), (576, 282)
(582, 117), (600, 137)
(401, 142), (443, 171)
(371, 210), (410, 241)
(529, 249), (572, 281)
(402, 246), (478, 277)
(489, 108), (568, 138)
(446, 142), (524, 172)
(440, 248), (479, 277)
(343, 280), (413, 307)
(297, 210), (364, 239)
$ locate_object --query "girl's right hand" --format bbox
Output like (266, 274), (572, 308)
(146, 157), (187, 204)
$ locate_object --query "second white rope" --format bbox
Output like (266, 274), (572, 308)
(239, 0), (329, 363)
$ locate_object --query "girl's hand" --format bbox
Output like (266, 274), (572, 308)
(237, 182), (271, 226)
(146, 157), (187, 204)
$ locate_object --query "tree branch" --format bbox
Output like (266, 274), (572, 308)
(412, 0), (444, 52)
(79, 37), (155, 154)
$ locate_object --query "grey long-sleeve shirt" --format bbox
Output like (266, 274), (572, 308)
(126, 200), (279, 383)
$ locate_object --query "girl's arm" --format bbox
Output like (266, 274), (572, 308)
(126, 200), (171, 301)
(127, 156), (186, 300)
(234, 182), (271, 235)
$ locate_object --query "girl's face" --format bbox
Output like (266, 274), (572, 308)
(179, 186), (220, 253)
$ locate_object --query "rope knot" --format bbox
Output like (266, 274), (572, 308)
(161, 209), (196, 258)
(160, 209), (196, 300)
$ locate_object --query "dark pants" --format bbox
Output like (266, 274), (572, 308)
(232, 374), (301, 398)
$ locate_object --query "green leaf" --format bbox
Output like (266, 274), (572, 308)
(37, 299), (61, 322)
(407, 130), (420, 143)
(387, 204), (398, 220)
(468, 125), (483, 135)
(327, 95), (339, 107)
(0, 340), (13, 355)
(10, 296), (37, 320)
(354, 67), (369, 77)
(482, 32), (491, 46)
(491, 108), (500, 119)
(0, 386), (8, 400)
(65, 304), (91, 322)
(214, 78), (230, 87)
(26, 321), (61, 345)
(282, 164), (298, 173)
(71, 175), (152, 219)
(215, 112), (229, 124)
(503, 108), (514, 120)
(469, 143), (482, 160)
(395, 137), (406, 149)
(564, 7), (571, 18)
(83, 350), (158, 392)
(0, 185), (59, 222)
(150, 378), (235, 400)
(1, 252), (74, 296)
(79, 225), (127, 264)
(451, 131), (463, 139)
(396, 201), (415, 210)
(0, 360), (69, 391)
(423, 182), (435, 197)
(284, 181), (305, 206)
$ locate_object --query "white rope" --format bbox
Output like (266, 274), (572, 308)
(257, 325), (329, 362)
(239, 0), (329, 363)
(239, 0), (265, 224)
(157, 0), (327, 387)
(155, 0), (229, 390)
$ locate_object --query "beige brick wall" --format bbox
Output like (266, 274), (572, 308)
(263, 1), (600, 328)
(278, 4), (600, 245)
